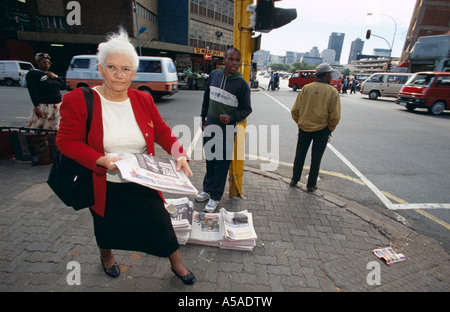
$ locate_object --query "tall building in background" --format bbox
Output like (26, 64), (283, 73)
(321, 49), (336, 65)
(327, 32), (345, 64)
(309, 46), (320, 58)
(348, 38), (364, 64)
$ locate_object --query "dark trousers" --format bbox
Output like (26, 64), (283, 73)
(202, 124), (236, 201)
(292, 127), (330, 187)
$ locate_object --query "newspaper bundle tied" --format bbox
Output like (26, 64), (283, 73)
(111, 153), (198, 195)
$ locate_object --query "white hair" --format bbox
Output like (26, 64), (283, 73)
(97, 28), (139, 70)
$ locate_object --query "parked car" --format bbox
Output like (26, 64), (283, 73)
(396, 71), (450, 115)
(0, 60), (34, 86)
(360, 72), (412, 100)
(65, 55), (178, 99)
(288, 70), (341, 91)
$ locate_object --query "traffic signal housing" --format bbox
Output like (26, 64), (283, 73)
(366, 29), (371, 39)
(255, 0), (297, 33)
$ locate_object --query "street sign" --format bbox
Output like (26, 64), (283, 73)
(204, 53), (212, 60)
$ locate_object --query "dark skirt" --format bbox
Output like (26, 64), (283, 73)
(90, 182), (179, 257)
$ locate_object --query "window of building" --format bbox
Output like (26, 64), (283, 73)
(190, 0), (234, 25)
(136, 3), (157, 25)
(40, 16), (67, 30)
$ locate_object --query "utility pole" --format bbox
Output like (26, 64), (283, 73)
(229, 0), (297, 198)
(229, 0), (254, 199)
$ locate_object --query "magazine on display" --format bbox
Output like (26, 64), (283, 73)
(111, 153), (198, 195)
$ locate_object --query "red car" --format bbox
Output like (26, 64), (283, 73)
(288, 70), (341, 91)
(396, 71), (450, 115)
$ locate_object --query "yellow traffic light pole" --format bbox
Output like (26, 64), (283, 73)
(229, 0), (254, 198)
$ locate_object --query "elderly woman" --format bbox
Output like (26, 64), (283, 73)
(25, 52), (65, 130)
(56, 29), (196, 285)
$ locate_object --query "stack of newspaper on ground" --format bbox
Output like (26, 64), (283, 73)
(112, 153), (198, 195)
(188, 211), (223, 247)
(188, 208), (257, 251)
(164, 197), (193, 245)
(220, 209), (257, 251)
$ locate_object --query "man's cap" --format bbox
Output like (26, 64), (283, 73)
(315, 63), (333, 76)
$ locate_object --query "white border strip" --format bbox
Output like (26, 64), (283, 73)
(326, 144), (396, 210)
(391, 203), (450, 210)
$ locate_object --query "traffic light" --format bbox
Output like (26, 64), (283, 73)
(366, 29), (371, 39)
(254, 0), (297, 33)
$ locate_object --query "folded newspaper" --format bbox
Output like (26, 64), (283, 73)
(111, 153), (198, 195)
(188, 208), (257, 251)
(165, 197), (193, 245)
(220, 208), (257, 251)
(189, 211), (223, 247)
(373, 247), (406, 265)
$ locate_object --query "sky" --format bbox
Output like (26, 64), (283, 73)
(258, 0), (417, 64)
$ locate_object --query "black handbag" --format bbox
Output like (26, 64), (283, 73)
(47, 87), (94, 210)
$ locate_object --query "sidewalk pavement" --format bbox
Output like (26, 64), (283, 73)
(0, 156), (448, 292)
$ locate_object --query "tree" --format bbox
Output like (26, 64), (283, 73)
(290, 61), (315, 73)
(267, 63), (290, 72)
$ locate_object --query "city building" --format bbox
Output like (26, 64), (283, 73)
(327, 32), (345, 64)
(321, 49), (336, 65)
(253, 49), (270, 68)
(348, 38), (364, 64)
(405, 34), (450, 72)
(285, 51), (303, 65)
(269, 54), (285, 64)
(348, 56), (400, 78)
(372, 48), (390, 58)
(301, 55), (323, 67)
(309, 46), (320, 58)
(0, 0), (235, 76)
(400, 0), (450, 63)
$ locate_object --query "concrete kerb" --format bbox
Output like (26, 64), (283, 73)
(243, 165), (414, 243)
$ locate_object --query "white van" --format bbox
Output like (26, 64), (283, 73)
(360, 72), (413, 100)
(0, 60), (35, 86)
(65, 55), (178, 99)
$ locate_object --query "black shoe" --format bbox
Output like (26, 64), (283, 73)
(289, 179), (298, 187)
(101, 258), (120, 278)
(171, 268), (197, 285)
(307, 185), (318, 192)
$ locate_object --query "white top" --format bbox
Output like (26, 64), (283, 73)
(93, 87), (146, 182)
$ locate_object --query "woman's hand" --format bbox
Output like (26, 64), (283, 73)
(96, 155), (123, 171)
(176, 156), (192, 177)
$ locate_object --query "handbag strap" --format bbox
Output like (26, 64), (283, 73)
(81, 87), (93, 142)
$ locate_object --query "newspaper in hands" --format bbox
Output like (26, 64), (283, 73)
(111, 153), (198, 195)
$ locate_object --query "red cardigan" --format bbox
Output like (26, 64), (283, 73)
(56, 87), (186, 217)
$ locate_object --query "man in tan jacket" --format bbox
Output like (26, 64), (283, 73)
(290, 63), (341, 191)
